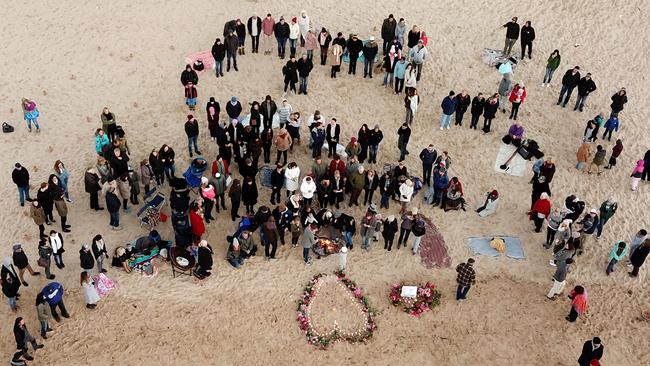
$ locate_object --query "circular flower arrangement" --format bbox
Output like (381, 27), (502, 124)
(296, 270), (377, 349)
(389, 282), (441, 317)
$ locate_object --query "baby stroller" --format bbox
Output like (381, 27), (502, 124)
(182, 156), (208, 189)
(136, 187), (167, 230)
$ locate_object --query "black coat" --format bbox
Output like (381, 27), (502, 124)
(379, 175), (395, 195)
(211, 42), (227, 61)
(1, 265), (20, 297)
(12, 251), (29, 269)
(226, 102), (243, 119)
(369, 129), (383, 146)
(261, 100), (277, 126)
(105, 191), (121, 213)
(241, 181), (258, 205)
(274, 22), (290, 38)
(11, 168), (29, 187)
(80, 249), (95, 270)
(223, 20), (237, 36)
(224, 34), (239, 53)
(483, 101), (499, 119)
(326, 124), (340, 144)
(347, 39), (363, 55)
(247, 16), (262, 36)
(561, 69), (581, 88)
(456, 94), (471, 113)
(180, 69), (198, 86)
(381, 18), (396, 40)
(271, 169), (285, 188)
(407, 30), (420, 48)
(610, 92), (627, 113)
(520, 25), (535, 43)
(364, 174), (379, 191)
(471, 96), (485, 116)
(577, 77), (597, 96)
(149, 153), (164, 174)
(503, 21), (520, 39)
(297, 57), (313, 77)
(382, 218), (398, 239)
(363, 43), (379, 61)
(184, 120), (199, 138)
(235, 23), (246, 38)
(84, 171), (101, 194)
(630, 245), (650, 267)
(283, 60), (299, 83)
(37, 188), (54, 212)
(577, 341), (603, 366)
(110, 155), (129, 178)
(159, 148), (175, 167)
(357, 128), (371, 146)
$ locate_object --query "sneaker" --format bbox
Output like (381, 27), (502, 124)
(440, 127), (444, 130)
(549, 260), (556, 267)
(35, 344), (44, 349)
(446, 126), (450, 130)
(113, 226), (123, 231)
(65, 198), (74, 203)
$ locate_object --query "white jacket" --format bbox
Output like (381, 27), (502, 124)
(298, 14), (311, 39)
(300, 177), (317, 199)
(285, 166), (301, 191)
(289, 23), (300, 40)
(405, 69), (417, 88)
(399, 183), (414, 202)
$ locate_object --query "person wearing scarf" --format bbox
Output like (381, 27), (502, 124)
(48, 230), (65, 269)
(91, 235), (109, 274)
(566, 285), (588, 322)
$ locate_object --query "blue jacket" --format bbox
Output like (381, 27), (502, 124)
(95, 134), (109, 154)
(604, 116), (619, 131)
(393, 61), (408, 79)
(42, 282), (64, 305)
(433, 172), (449, 189)
(441, 96), (458, 115)
(311, 127), (325, 145)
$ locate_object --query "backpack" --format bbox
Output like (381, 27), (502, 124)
(412, 219), (425, 236)
(2, 122), (14, 133)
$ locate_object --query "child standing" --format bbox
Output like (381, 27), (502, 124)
(631, 160), (644, 191)
(290, 216), (302, 248)
(185, 82), (198, 111)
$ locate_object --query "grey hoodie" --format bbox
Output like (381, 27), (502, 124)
(498, 74), (512, 96)
(395, 22), (407, 45)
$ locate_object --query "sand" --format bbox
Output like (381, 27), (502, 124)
(1, 0), (649, 365)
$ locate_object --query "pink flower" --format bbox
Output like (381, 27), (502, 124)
(353, 287), (362, 298)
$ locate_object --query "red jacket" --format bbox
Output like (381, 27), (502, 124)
(211, 159), (230, 177)
(531, 199), (551, 219)
(185, 86), (197, 99)
(190, 210), (205, 237)
(328, 160), (346, 177)
(508, 86), (526, 104)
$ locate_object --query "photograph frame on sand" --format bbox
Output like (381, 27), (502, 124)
(296, 271), (377, 349)
(389, 282), (441, 317)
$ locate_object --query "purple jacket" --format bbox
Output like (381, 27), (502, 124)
(508, 124), (524, 139)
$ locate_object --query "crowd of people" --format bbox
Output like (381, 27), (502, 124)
(4, 10), (649, 365)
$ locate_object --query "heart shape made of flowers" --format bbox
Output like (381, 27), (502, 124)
(296, 272), (376, 348)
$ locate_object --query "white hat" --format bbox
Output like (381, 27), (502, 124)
(340, 246), (348, 253)
(412, 207), (418, 215)
(201, 176), (208, 184)
(590, 208), (598, 214)
(369, 36), (375, 41)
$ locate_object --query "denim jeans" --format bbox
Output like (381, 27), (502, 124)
(456, 285), (471, 300)
(414, 62), (423, 81)
(186, 98), (197, 107)
(8, 296), (17, 310)
(361, 235), (372, 249)
(40, 320), (48, 336)
(380, 192), (390, 209)
(303, 247), (310, 263)
(368, 144), (378, 163)
(109, 211), (120, 227)
(215, 60), (223, 75)
(276, 37), (287, 56)
(383, 72), (393, 86)
(543, 68), (556, 84)
(18, 185), (30, 205)
(238, 35), (245, 47)
(164, 165), (176, 180)
(596, 217), (610, 237)
(187, 136), (199, 154)
(363, 59), (374, 76)
(26, 118), (40, 130)
(557, 85), (575, 106)
(306, 49), (313, 60)
(606, 258), (618, 274)
(299, 76), (308, 93)
(574, 94), (588, 110)
(228, 257), (244, 268)
(412, 236), (422, 253)
(53, 254), (63, 267)
(343, 231), (353, 248)
(226, 50), (237, 68)
(439, 114), (452, 128)
(405, 108), (414, 124)
(289, 38), (297, 56)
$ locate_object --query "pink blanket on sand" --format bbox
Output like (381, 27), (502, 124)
(185, 51), (215, 74)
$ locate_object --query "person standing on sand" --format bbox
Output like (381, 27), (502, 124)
(557, 66), (581, 107)
(247, 15), (262, 54)
(629, 239), (650, 277)
(12, 163), (31, 207)
(609, 87), (627, 117)
(224, 29), (239, 71)
(274, 16), (290, 59)
(469, 93), (485, 130)
(542, 50), (561, 86)
(604, 139), (623, 169)
(596, 198), (617, 238)
(184, 115), (201, 157)
(381, 14), (397, 53)
(261, 14), (275, 56)
(482, 94), (499, 133)
(440, 91), (458, 130)
(519, 20), (535, 59)
(601, 115), (619, 142)
(393, 56), (408, 94)
(301, 224), (317, 265)
(456, 258), (476, 301)
(508, 82), (526, 120)
(578, 337), (604, 366)
(498, 73), (513, 114)
(605, 241), (627, 275)
(566, 285), (588, 322)
(408, 40), (427, 81)
(363, 36), (379, 79)
(546, 258), (572, 300)
(210, 38), (226, 77)
(575, 141), (591, 171)
(21, 98), (41, 132)
(574, 73), (597, 112)
(318, 28), (332, 66)
(184, 81), (197, 111)
(502, 17), (519, 56)
(397, 122), (411, 162)
(587, 145), (606, 175)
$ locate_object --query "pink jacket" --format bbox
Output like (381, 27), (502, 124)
(262, 17), (275, 36)
(632, 159), (644, 175)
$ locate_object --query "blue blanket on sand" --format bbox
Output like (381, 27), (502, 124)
(467, 236), (525, 259)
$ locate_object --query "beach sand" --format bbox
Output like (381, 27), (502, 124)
(0, 0), (648, 365)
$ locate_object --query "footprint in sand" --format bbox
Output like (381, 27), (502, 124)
(9, 108), (14, 113)
(42, 90), (48, 96)
(86, 116), (92, 123)
(47, 146), (54, 153)
(70, 74), (76, 80)
(169, 45), (175, 51)
(133, 102), (139, 108)
(97, 46), (102, 51)
(153, 122), (158, 128)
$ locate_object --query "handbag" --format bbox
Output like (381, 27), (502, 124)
(2, 122), (14, 133)
(37, 257), (48, 267)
